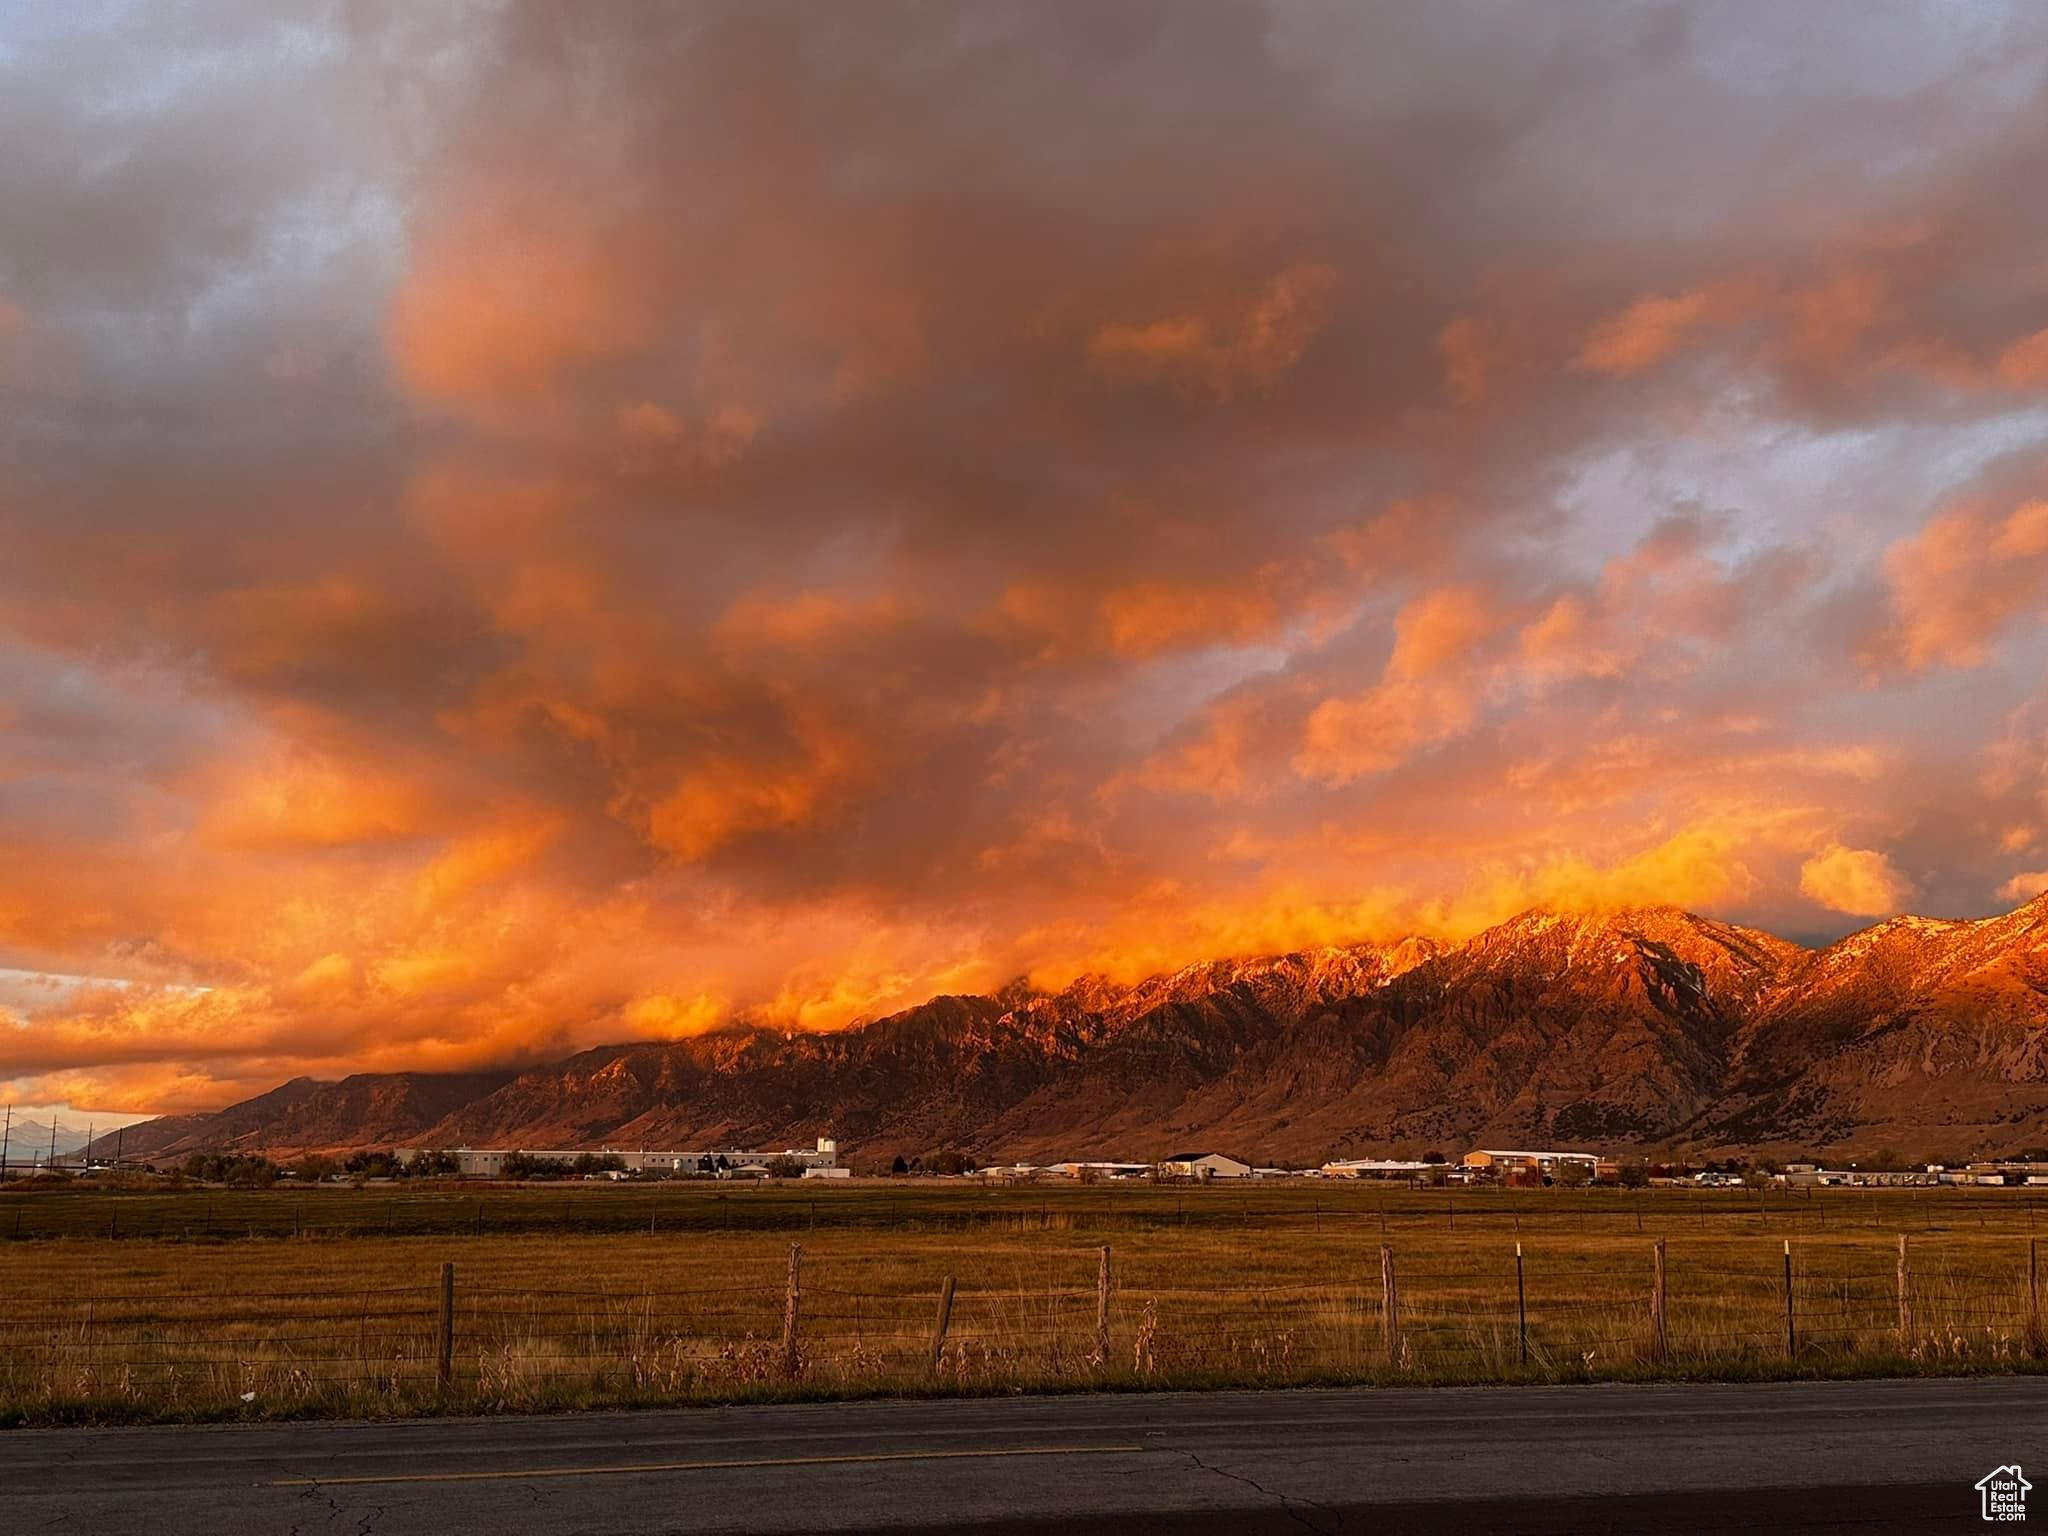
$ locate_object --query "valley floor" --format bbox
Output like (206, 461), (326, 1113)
(3, 1182), (2045, 1425)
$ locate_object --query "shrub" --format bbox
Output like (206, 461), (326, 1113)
(181, 1153), (280, 1188)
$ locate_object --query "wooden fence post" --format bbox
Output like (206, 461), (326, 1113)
(1095, 1245), (1112, 1362)
(436, 1261), (455, 1393)
(1896, 1234), (1911, 1347)
(1380, 1244), (1401, 1367)
(1781, 1240), (1795, 1359)
(2030, 1238), (2041, 1355)
(1652, 1238), (1668, 1363)
(782, 1243), (804, 1377)
(1515, 1242), (1528, 1367)
(928, 1275), (956, 1369)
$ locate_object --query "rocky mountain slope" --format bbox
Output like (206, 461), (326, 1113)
(99, 894), (2048, 1164)
(90, 1072), (514, 1163)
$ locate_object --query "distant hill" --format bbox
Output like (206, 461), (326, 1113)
(88, 1072), (514, 1163)
(0, 1117), (90, 1168)
(99, 892), (2048, 1166)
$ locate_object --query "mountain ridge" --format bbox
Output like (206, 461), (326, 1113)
(93, 894), (2048, 1164)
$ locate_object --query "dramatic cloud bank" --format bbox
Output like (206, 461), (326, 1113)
(4, 2), (2048, 1111)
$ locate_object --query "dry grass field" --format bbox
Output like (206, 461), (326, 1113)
(2, 1180), (2044, 1424)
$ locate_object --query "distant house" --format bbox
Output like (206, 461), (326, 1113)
(1158, 1151), (1252, 1180)
(1462, 1149), (1601, 1182)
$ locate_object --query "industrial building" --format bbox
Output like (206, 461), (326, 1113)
(1461, 1149), (1601, 1181)
(1319, 1159), (1438, 1180)
(1157, 1151), (1253, 1180)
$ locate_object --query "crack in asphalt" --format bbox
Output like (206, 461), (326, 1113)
(1181, 1451), (1341, 1535)
(291, 1477), (343, 1535)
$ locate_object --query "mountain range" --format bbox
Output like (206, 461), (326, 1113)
(0, 1117), (91, 1167)
(88, 893), (2048, 1167)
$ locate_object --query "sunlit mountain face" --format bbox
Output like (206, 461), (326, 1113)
(3, 3), (2047, 1117)
(100, 895), (2048, 1163)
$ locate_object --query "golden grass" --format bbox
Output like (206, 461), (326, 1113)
(2, 1182), (2043, 1423)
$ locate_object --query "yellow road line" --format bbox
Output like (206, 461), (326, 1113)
(273, 1442), (1148, 1487)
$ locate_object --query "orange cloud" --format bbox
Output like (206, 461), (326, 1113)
(13, 3), (2048, 1121)
(1997, 328), (2048, 389)
(1089, 262), (1339, 398)
(1123, 695), (1267, 802)
(1781, 267), (1889, 367)
(714, 590), (913, 653)
(198, 747), (429, 850)
(646, 713), (871, 862)
(1464, 824), (1765, 928)
(1799, 845), (1915, 916)
(1997, 870), (2048, 903)
(1518, 595), (1625, 682)
(1436, 314), (1504, 406)
(411, 820), (562, 912)
(389, 189), (649, 415)
(1880, 497), (2048, 669)
(623, 991), (728, 1037)
(1574, 288), (1720, 376)
(1095, 581), (1281, 659)
(1295, 587), (1496, 784)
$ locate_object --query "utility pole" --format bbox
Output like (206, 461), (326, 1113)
(49, 1116), (59, 1171)
(114, 1124), (123, 1168)
(1, 1104), (11, 1182)
(84, 1122), (94, 1171)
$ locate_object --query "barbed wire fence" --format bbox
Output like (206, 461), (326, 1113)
(3, 1233), (2042, 1419)
(4, 1182), (2044, 1243)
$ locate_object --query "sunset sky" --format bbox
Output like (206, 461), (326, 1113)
(4, 2), (2048, 1119)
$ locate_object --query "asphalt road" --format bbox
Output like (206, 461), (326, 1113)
(7, 1378), (2038, 1535)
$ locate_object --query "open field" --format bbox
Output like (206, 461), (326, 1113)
(2, 1182), (2045, 1424)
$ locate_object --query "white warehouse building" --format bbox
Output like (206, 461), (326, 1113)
(1158, 1151), (1252, 1180)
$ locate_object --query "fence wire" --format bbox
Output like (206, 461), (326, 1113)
(2, 1234), (2044, 1418)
